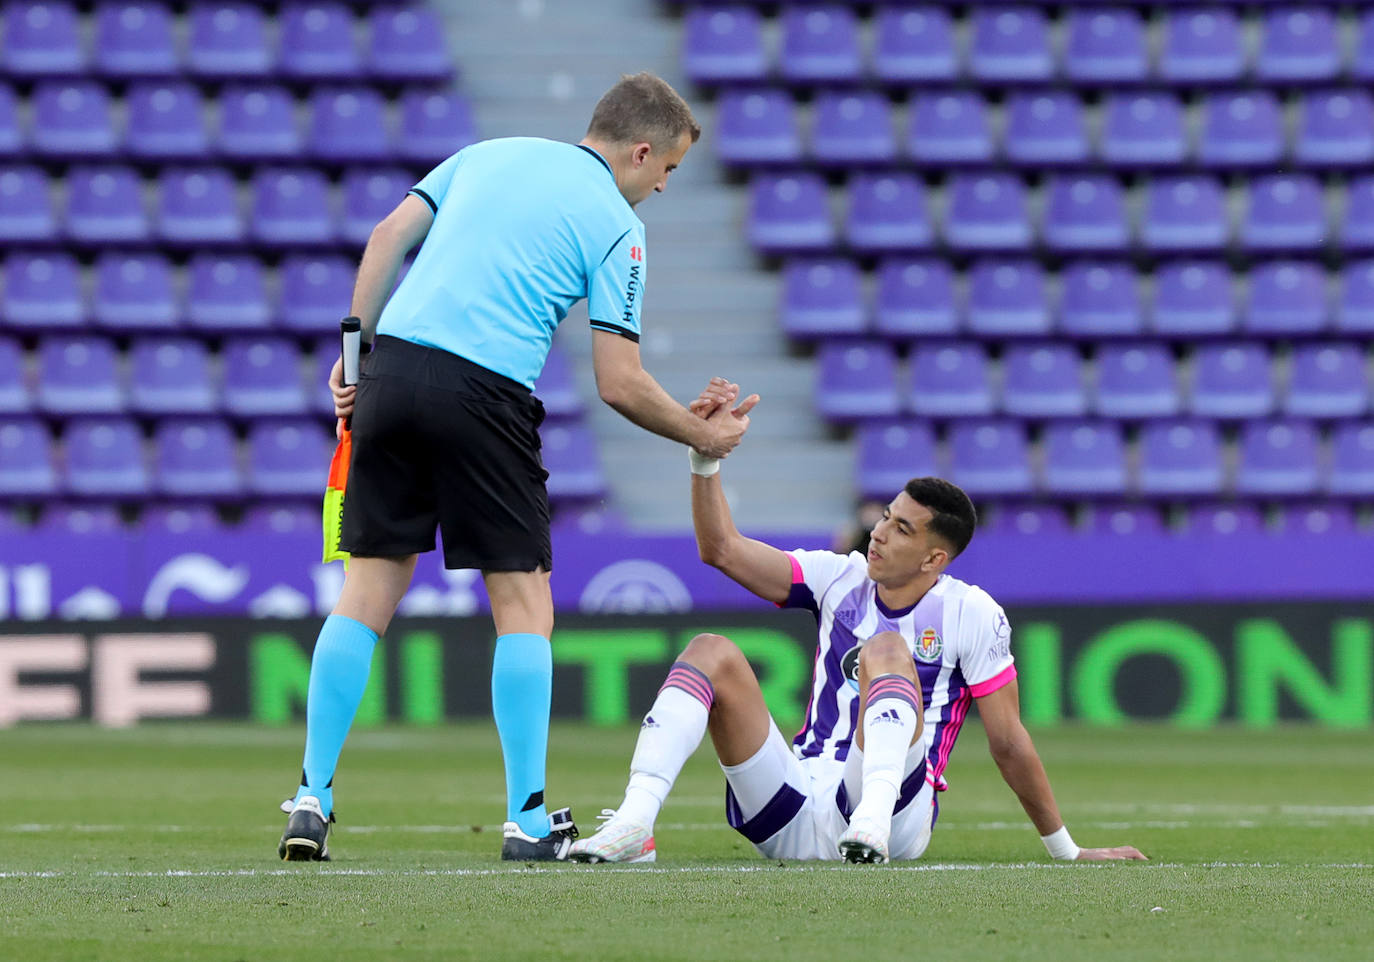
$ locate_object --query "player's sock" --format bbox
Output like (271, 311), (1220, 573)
(616, 662), (714, 828)
(294, 614), (379, 817)
(491, 632), (552, 838)
(852, 674), (920, 822)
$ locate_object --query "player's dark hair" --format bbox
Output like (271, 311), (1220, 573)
(903, 477), (977, 558)
(586, 72), (702, 150)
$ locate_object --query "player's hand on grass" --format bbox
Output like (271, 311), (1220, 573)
(689, 376), (739, 419)
(330, 356), (356, 423)
(1075, 845), (1148, 861)
(696, 392), (760, 459)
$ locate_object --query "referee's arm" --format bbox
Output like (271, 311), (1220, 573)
(349, 194), (435, 341)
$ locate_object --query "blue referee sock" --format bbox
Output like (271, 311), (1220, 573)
(491, 632), (552, 838)
(293, 614), (379, 817)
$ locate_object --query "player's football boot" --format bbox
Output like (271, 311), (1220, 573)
(837, 816), (890, 864)
(500, 806), (579, 861)
(568, 809), (657, 864)
(278, 796), (334, 862)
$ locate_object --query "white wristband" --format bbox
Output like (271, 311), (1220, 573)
(1041, 826), (1080, 861)
(688, 448), (720, 476)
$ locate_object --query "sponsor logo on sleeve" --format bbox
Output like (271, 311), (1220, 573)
(622, 263), (641, 325)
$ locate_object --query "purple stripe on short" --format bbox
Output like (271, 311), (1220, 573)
(724, 782), (808, 845)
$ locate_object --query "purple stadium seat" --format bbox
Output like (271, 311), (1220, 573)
(279, 3), (360, 81)
(947, 420), (1033, 497)
(2, 1), (85, 76)
(37, 502), (123, 533)
(716, 90), (802, 167)
(1042, 175), (1128, 253)
(241, 502), (319, 534)
(533, 348), (582, 419)
(1186, 503), (1264, 537)
(1094, 344), (1181, 418)
(125, 82), (208, 160)
(222, 337), (308, 417)
(396, 90), (477, 164)
(682, 6), (767, 85)
(64, 417), (148, 497)
(1063, 8), (1147, 83)
(153, 418), (243, 498)
(218, 85), (300, 160)
(1286, 343), (1368, 418)
(65, 165), (149, 244)
(855, 422), (939, 502)
(279, 255), (353, 334)
(780, 258), (866, 339)
(542, 424), (608, 503)
(982, 504), (1071, 536)
(1242, 175), (1326, 251)
(1160, 8), (1243, 83)
(0, 338), (30, 413)
(129, 337), (217, 415)
(1337, 260), (1374, 333)
(92, 252), (177, 332)
(1198, 92), (1283, 168)
(845, 173), (932, 254)
(1099, 94), (1187, 167)
(1137, 420), (1224, 496)
(1276, 503), (1356, 536)
(1079, 504), (1166, 537)
(1058, 262), (1144, 338)
(93, 2), (177, 77)
(0, 418), (59, 496)
(1244, 262), (1327, 335)
(0, 166), (57, 243)
(1357, 11), (1374, 81)
(1151, 262), (1236, 336)
(778, 4), (861, 85)
(1295, 91), (1374, 167)
(1141, 177), (1228, 252)
(1003, 93), (1088, 166)
(1329, 423), (1374, 495)
(368, 6), (452, 83)
(747, 173), (834, 255)
(1189, 343), (1275, 419)
(0, 84), (20, 157)
(37, 335), (124, 415)
(944, 174), (1031, 251)
(1256, 8), (1339, 83)
(185, 254), (270, 333)
(157, 167), (244, 246)
(968, 7), (1051, 83)
(142, 504), (225, 535)
(2, 253), (84, 330)
(250, 168), (335, 247)
(908, 93), (993, 165)
(1041, 421), (1127, 496)
(907, 343), (993, 417)
(1235, 420), (1320, 496)
(340, 168), (411, 246)
(30, 81), (117, 158)
(811, 92), (896, 166)
(873, 258), (957, 340)
(1339, 177), (1374, 251)
(1001, 344), (1087, 417)
(246, 420), (331, 497)
(965, 260), (1048, 336)
(308, 87), (391, 163)
(815, 341), (900, 420)
(187, 3), (272, 78)
(872, 6), (956, 84)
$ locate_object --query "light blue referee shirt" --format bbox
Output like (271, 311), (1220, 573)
(376, 137), (647, 389)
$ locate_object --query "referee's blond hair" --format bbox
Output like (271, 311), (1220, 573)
(586, 72), (701, 150)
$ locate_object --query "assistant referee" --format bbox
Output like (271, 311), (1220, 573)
(277, 73), (754, 863)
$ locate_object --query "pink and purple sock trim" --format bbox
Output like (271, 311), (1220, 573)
(662, 661), (715, 709)
(867, 674), (920, 713)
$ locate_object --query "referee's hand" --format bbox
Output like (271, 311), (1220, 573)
(330, 356), (356, 424)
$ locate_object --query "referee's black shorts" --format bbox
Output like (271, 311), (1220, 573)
(338, 335), (552, 572)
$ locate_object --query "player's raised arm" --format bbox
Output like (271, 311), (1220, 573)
(976, 681), (1147, 862)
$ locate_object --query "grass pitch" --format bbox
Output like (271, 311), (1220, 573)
(1, 722), (1370, 962)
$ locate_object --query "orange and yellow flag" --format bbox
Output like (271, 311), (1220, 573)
(321, 426), (352, 565)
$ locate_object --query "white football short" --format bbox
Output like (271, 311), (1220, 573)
(720, 719), (935, 861)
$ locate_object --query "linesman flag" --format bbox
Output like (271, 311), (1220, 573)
(322, 316), (363, 565)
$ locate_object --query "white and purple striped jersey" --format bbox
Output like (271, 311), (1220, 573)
(782, 550), (1016, 792)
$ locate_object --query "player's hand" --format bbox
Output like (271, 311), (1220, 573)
(689, 376), (739, 419)
(696, 393), (760, 459)
(330, 356), (356, 421)
(1075, 845), (1148, 861)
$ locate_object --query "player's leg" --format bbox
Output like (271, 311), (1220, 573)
(837, 631), (924, 863)
(570, 632), (775, 863)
